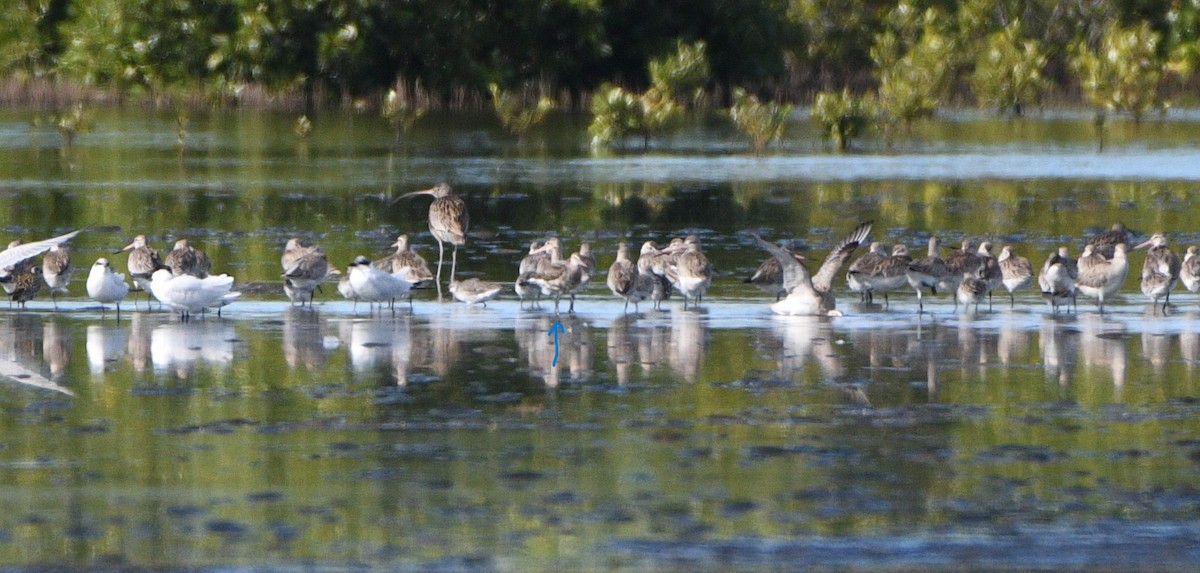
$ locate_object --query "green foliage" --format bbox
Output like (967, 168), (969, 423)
(588, 84), (643, 148)
(382, 88), (428, 139)
(55, 102), (92, 148)
(729, 88), (793, 154)
(811, 88), (877, 151)
(1071, 21), (1167, 122)
(639, 86), (685, 140)
(970, 21), (1048, 116)
(489, 83), (556, 138)
(871, 5), (957, 130)
(648, 40), (711, 106)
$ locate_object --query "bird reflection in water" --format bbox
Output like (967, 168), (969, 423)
(282, 307), (333, 371)
(126, 312), (156, 373)
(517, 314), (592, 388)
(42, 319), (71, 380)
(1077, 314), (1128, 389)
(150, 321), (235, 378)
(0, 315), (73, 396)
(1038, 316), (1079, 388)
(339, 315), (413, 386)
(86, 323), (129, 377)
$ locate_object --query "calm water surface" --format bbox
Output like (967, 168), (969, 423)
(1, 109), (1199, 570)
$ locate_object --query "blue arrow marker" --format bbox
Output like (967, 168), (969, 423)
(548, 321), (565, 366)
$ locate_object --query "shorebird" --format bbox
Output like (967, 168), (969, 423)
(957, 266), (990, 313)
(86, 258), (129, 315)
(449, 278), (503, 306)
(637, 241), (674, 310)
(977, 241), (1003, 309)
(373, 234), (434, 286)
(607, 241), (649, 312)
(398, 182), (468, 300)
(997, 245), (1033, 307)
(1038, 248), (1077, 314)
(906, 236), (950, 313)
(751, 220), (872, 316)
(1134, 233), (1180, 314)
(116, 234), (167, 306)
(1181, 246), (1200, 300)
(943, 239), (982, 305)
(347, 256), (414, 312)
(569, 241), (596, 308)
(1089, 222), (1129, 259)
(281, 238), (331, 306)
(669, 235), (712, 309)
(149, 268), (239, 321)
(2, 229), (82, 291)
(164, 239), (211, 278)
(8, 265), (42, 309)
(847, 242), (887, 303)
(515, 240), (547, 308)
(1075, 243), (1129, 313)
(745, 255), (788, 301)
(849, 244), (911, 307)
(41, 244), (72, 309)
(335, 267), (359, 309)
(519, 252), (587, 313)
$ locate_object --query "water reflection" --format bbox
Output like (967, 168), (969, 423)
(516, 314), (593, 387)
(769, 315), (841, 381)
(150, 321), (235, 378)
(85, 324), (128, 376)
(1039, 316), (1078, 388)
(340, 315), (412, 385)
(1077, 314), (1128, 389)
(282, 307), (332, 371)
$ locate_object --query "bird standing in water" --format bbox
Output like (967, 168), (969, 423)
(397, 182), (468, 301)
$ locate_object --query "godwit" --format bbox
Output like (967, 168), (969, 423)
(398, 182), (468, 300)
(977, 241), (1003, 309)
(335, 267), (359, 309)
(997, 245), (1033, 308)
(449, 278), (503, 306)
(519, 252), (587, 313)
(957, 266), (990, 313)
(745, 256), (786, 300)
(86, 258), (129, 315)
(850, 244), (911, 307)
(670, 235), (712, 309)
(515, 240), (547, 308)
(1088, 222), (1129, 259)
(569, 242), (595, 308)
(1038, 248), (1077, 314)
(1075, 243), (1129, 313)
(149, 268), (239, 321)
(847, 242), (887, 303)
(906, 236), (950, 313)
(373, 234), (434, 286)
(943, 239), (982, 304)
(116, 234), (167, 306)
(607, 241), (648, 312)
(637, 241), (674, 310)
(347, 256), (414, 312)
(1133, 233), (1180, 314)
(281, 238), (331, 306)
(165, 239), (211, 278)
(41, 244), (73, 309)
(751, 221), (872, 316)
(1181, 246), (1200, 299)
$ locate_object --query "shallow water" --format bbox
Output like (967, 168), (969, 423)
(1, 109), (1200, 570)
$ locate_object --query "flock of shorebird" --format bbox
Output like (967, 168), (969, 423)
(0, 183), (1196, 320)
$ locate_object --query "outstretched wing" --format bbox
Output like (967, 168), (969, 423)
(752, 233), (815, 298)
(812, 221), (873, 293)
(0, 229), (83, 271)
